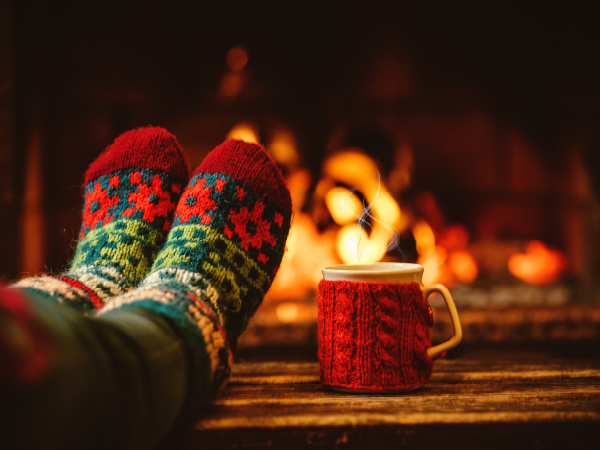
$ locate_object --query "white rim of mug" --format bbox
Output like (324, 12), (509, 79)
(322, 262), (423, 275)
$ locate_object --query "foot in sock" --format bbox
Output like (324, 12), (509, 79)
(14, 127), (189, 313)
(99, 139), (292, 408)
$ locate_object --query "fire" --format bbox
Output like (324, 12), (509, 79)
(321, 150), (404, 265)
(413, 220), (435, 256)
(419, 246), (448, 286)
(226, 123), (259, 143)
(508, 241), (566, 286)
(266, 212), (340, 301)
(414, 217), (478, 287)
(325, 187), (363, 225)
(337, 224), (387, 264)
(276, 302), (298, 323)
(448, 250), (478, 283)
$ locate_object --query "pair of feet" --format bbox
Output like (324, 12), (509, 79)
(12, 127), (292, 398)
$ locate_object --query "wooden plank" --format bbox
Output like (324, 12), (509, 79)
(162, 422), (600, 450)
(159, 359), (600, 449)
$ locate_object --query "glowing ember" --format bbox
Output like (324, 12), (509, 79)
(508, 241), (567, 286)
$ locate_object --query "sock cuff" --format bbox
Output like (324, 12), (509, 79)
(98, 285), (232, 413)
(85, 127), (189, 184)
(53, 276), (104, 308)
(195, 139), (292, 213)
(11, 277), (99, 313)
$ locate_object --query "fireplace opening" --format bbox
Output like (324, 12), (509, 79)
(2, 2), (599, 351)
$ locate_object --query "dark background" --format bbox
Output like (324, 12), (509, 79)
(1, 1), (599, 282)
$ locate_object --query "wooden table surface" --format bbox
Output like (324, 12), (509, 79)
(160, 356), (600, 449)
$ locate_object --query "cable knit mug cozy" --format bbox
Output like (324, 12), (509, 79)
(317, 263), (462, 393)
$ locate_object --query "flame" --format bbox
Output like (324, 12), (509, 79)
(414, 218), (478, 286)
(266, 213), (340, 300)
(508, 241), (566, 286)
(337, 224), (387, 264)
(413, 220), (435, 256)
(325, 187), (363, 225)
(376, 190), (401, 227)
(322, 150), (405, 264)
(419, 246), (448, 286)
(322, 151), (380, 191)
(226, 123), (259, 143)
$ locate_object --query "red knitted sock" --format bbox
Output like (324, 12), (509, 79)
(14, 127), (189, 312)
(318, 280), (434, 391)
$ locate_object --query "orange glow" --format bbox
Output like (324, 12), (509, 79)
(226, 123), (259, 143)
(325, 187), (363, 225)
(419, 246), (448, 286)
(266, 213), (340, 301)
(219, 72), (244, 97)
(336, 224), (387, 264)
(322, 151), (379, 191)
(439, 225), (470, 251)
(268, 129), (299, 167)
(376, 190), (401, 227)
(508, 241), (567, 286)
(321, 150), (403, 264)
(226, 46), (248, 72)
(276, 302), (298, 323)
(413, 220), (435, 256)
(414, 215), (478, 286)
(448, 250), (478, 283)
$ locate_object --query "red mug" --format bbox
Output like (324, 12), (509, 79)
(318, 263), (462, 393)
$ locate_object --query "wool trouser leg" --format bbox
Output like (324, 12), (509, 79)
(0, 290), (189, 450)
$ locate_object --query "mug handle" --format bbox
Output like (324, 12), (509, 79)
(423, 284), (462, 359)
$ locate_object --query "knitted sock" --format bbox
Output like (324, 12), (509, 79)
(98, 139), (292, 410)
(14, 127), (189, 313)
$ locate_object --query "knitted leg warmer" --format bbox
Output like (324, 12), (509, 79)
(13, 127), (189, 313)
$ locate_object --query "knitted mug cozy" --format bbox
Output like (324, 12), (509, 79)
(318, 280), (435, 392)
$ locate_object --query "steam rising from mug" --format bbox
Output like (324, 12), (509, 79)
(338, 171), (405, 263)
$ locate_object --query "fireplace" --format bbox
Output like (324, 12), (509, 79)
(2, 2), (599, 349)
